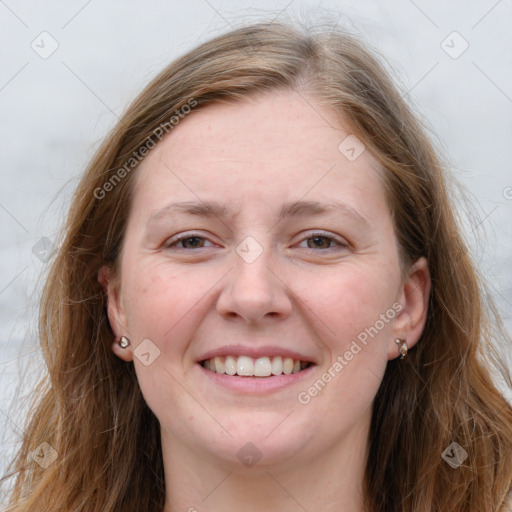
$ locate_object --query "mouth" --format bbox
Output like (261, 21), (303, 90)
(200, 355), (313, 377)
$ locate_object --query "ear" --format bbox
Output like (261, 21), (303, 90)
(387, 257), (431, 360)
(98, 265), (133, 362)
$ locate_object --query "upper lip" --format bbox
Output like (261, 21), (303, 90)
(197, 344), (317, 364)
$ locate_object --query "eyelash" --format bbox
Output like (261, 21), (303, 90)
(165, 232), (349, 251)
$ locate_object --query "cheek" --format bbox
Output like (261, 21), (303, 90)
(306, 261), (399, 343)
(121, 260), (222, 357)
(123, 270), (174, 336)
(120, 257), (188, 361)
(301, 262), (399, 415)
(121, 264), (203, 423)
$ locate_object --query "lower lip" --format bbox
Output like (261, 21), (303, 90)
(198, 363), (315, 394)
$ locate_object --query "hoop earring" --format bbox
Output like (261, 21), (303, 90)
(394, 338), (408, 359)
(119, 336), (131, 349)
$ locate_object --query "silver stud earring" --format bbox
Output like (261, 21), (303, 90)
(394, 338), (408, 359)
(119, 336), (131, 349)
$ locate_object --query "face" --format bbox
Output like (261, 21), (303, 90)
(102, 89), (429, 469)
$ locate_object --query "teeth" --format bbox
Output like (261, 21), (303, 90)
(214, 356), (225, 374)
(201, 355), (310, 377)
(237, 356), (254, 376)
(254, 357), (271, 377)
(282, 357), (293, 375)
(271, 356), (282, 376)
(225, 355), (236, 376)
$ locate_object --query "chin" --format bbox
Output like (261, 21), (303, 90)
(198, 417), (315, 470)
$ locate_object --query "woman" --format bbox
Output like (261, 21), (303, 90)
(3, 20), (512, 512)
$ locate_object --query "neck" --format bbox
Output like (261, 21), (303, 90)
(161, 420), (370, 512)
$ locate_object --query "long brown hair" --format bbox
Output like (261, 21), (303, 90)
(2, 20), (511, 512)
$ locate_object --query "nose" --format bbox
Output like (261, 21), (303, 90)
(216, 244), (292, 325)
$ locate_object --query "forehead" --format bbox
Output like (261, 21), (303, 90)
(131, 89), (387, 221)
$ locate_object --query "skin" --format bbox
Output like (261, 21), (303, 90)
(100, 89), (430, 512)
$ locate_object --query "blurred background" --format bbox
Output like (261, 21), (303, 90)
(1, 0), (511, 484)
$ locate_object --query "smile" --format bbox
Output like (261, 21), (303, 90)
(200, 355), (312, 377)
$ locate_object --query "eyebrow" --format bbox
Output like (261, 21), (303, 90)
(147, 199), (369, 228)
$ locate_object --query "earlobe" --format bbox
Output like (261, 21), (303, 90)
(98, 265), (123, 336)
(111, 338), (134, 362)
(98, 265), (133, 362)
(388, 257), (431, 359)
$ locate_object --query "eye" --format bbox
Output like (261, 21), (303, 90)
(297, 232), (348, 250)
(165, 233), (215, 250)
(164, 232), (348, 251)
